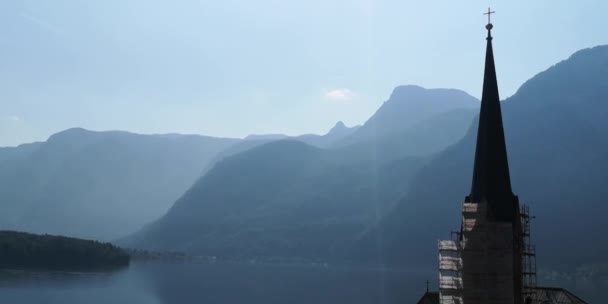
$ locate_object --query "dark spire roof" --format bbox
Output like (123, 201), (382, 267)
(466, 22), (518, 221)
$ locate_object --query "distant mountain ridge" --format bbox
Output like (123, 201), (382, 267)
(333, 85), (478, 148)
(295, 121), (361, 148)
(329, 86), (478, 166)
(124, 86), (480, 256)
(0, 142), (43, 163)
(8, 44), (607, 273)
(0, 128), (239, 240)
(0, 120), (365, 241)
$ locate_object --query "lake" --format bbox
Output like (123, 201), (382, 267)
(0, 261), (603, 303)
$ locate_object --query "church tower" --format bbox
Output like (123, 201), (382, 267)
(438, 10), (536, 304)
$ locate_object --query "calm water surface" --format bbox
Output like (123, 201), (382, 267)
(0, 261), (603, 304)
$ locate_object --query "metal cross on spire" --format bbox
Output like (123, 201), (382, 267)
(484, 7), (496, 25)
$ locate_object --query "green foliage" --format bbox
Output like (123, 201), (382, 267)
(0, 231), (129, 270)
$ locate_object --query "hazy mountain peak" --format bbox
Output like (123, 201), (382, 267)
(332, 121), (347, 130)
(47, 127), (91, 140)
(46, 128), (132, 143)
(331, 85), (479, 149)
(326, 121), (358, 137)
(378, 86), (478, 122)
(43, 128), (108, 151)
(291, 122), (360, 148)
(388, 85), (426, 99)
(388, 85), (478, 105)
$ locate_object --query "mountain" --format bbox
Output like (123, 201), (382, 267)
(0, 122), (362, 243)
(330, 86), (478, 166)
(327, 121), (357, 138)
(0, 142), (43, 163)
(125, 140), (428, 257)
(0, 128), (238, 240)
(199, 122), (361, 178)
(295, 121), (361, 148)
(358, 45), (608, 271)
(244, 134), (289, 141)
(333, 85), (478, 149)
(124, 87), (479, 257)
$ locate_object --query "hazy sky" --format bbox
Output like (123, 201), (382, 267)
(1, 1), (606, 146)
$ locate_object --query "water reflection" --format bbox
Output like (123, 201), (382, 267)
(0, 266), (159, 304)
(0, 261), (604, 304)
(141, 262), (433, 304)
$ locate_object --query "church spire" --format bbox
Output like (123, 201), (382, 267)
(467, 10), (517, 221)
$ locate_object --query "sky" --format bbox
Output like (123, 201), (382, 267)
(0, 0), (607, 146)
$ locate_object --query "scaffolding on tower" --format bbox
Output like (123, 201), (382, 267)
(520, 204), (538, 303)
(438, 231), (464, 304)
